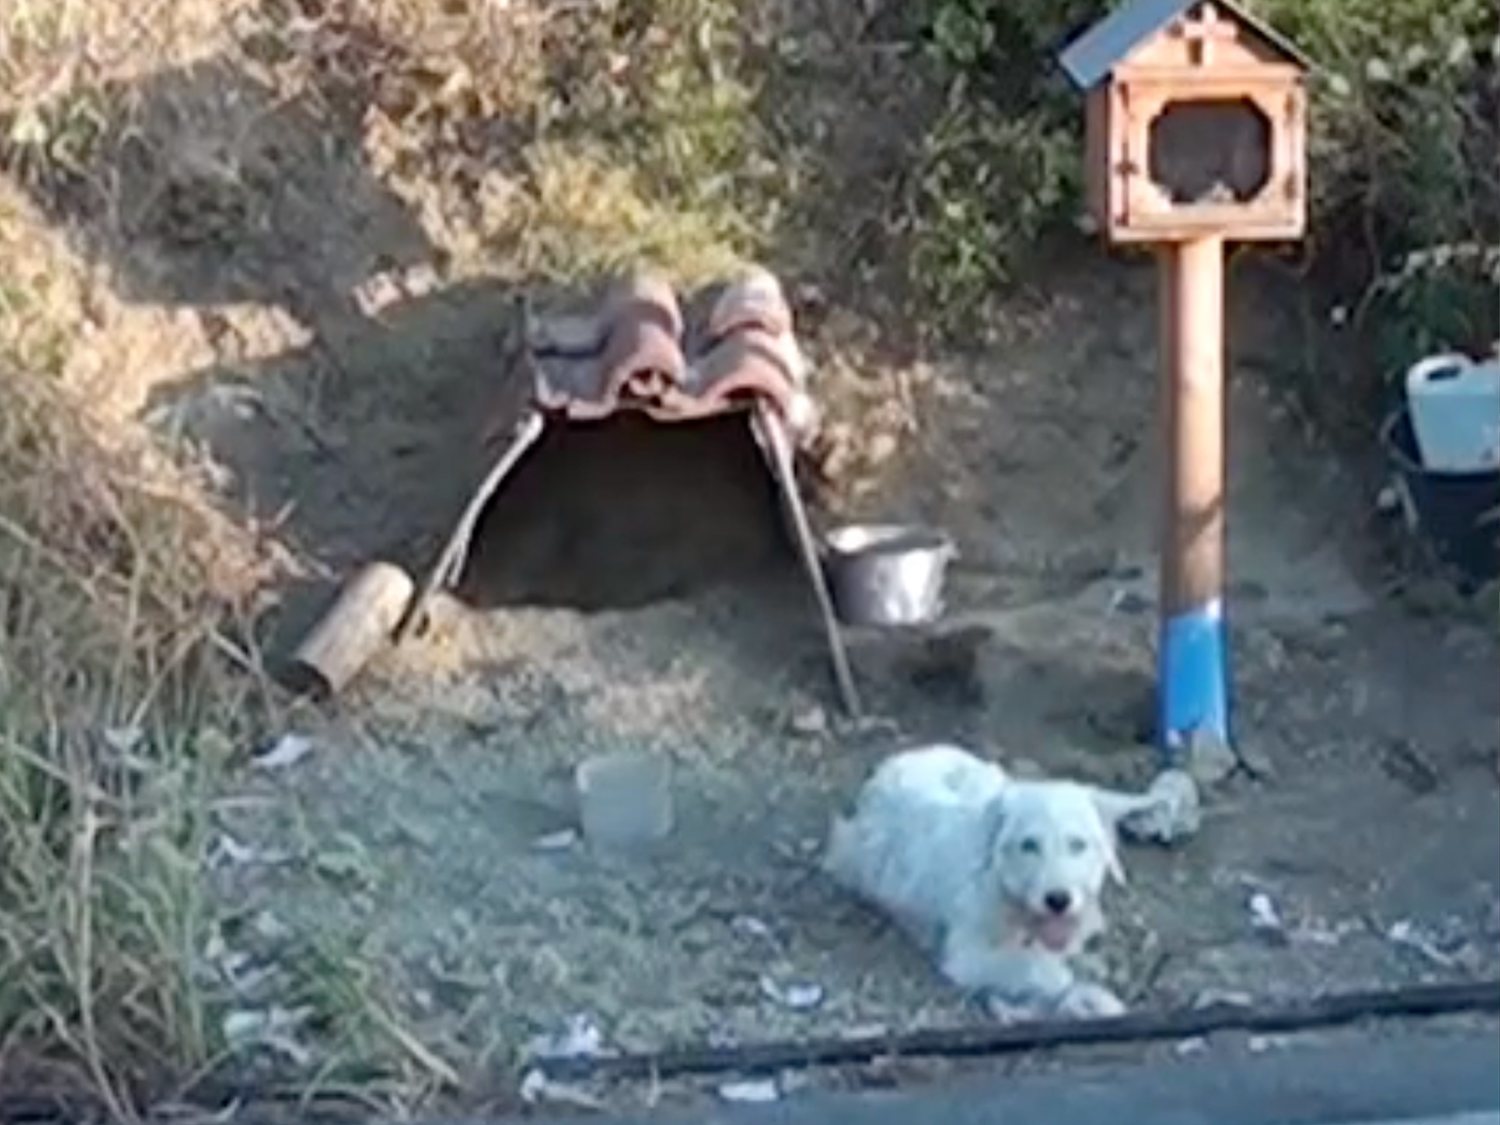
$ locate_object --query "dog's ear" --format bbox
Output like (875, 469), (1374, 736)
(980, 790), (1011, 866)
(1100, 825), (1127, 886)
(1084, 790), (1129, 886)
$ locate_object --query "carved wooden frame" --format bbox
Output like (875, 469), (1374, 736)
(1087, 69), (1306, 244)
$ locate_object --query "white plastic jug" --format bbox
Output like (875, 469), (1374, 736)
(1404, 352), (1500, 473)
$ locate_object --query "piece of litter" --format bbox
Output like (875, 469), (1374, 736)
(1388, 919), (1457, 967)
(222, 1005), (313, 1049)
(526, 1014), (607, 1061)
(252, 910), (292, 942)
(732, 915), (774, 940)
(219, 949), (253, 979)
(233, 963), (280, 996)
(532, 828), (579, 852)
(759, 975), (825, 1011)
(1248, 1034), (1287, 1054)
(984, 995), (1031, 1023)
(1175, 1036), (1208, 1056)
(211, 833), (263, 867)
(519, 1068), (607, 1110)
(718, 1078), (780, 1104)
(1248, 892), (1284, 933)
(778, 1068), (812, 1095)
(253, 733), (313, 771)
(1292, 917), (1356, 947)
(103, 726), (143, 754)
(261, 1032), (313, 1067)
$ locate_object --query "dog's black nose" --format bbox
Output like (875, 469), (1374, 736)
(1043, 890), (1072, 915)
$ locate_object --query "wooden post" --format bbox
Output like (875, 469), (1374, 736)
(1157, 234), (1229, 755)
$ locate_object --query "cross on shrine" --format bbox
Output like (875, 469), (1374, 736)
(1179, 3), (1238, 66)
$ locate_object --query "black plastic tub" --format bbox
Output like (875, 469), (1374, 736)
(1382, 407), (1500, 584)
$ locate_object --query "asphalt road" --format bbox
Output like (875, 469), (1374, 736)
(511, 1027), (1500, 1125)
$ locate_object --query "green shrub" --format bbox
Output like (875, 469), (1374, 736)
(906, 0), (1499, 361)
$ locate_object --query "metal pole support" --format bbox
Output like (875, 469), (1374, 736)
(1157, 235), (1230, 757)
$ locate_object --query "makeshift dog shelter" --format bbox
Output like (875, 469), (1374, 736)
(289, 267), (861, 715)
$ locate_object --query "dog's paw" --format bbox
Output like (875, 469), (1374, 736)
(1055, 982), (1126, 1019)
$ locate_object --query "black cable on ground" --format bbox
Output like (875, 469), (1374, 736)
(4, 980), (1497, 1121)
(537, 978), (1500, 1082)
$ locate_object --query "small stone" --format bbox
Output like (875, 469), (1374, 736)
(1108, 589), (1151, 615)
(789, 706), (829, 737)
(865, 432), (899, 466)
(1117, 769), (1201, 845)
(1175, 1036), (1208, 1056)
(1181, 727), (1239, 786)
(1235, 738), (1277, 780)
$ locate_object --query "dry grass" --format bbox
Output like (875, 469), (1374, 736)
(0, 156), (296, 1112)
(0, 10), (279, 1109)
(0, 345), (283, 1108)
(0, 0), (820, 1113)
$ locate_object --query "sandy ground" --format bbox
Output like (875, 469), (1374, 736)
(172, 258), (1500, 1086)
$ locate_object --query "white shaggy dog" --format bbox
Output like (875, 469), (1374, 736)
(824, 744), (1152, 1019)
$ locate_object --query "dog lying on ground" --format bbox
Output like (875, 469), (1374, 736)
(823, 744), (1158, 1019)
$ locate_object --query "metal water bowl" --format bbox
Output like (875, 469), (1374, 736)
(821, 523), (956, 627)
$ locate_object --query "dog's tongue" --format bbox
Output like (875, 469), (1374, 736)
(1035, 915), (1076, 952)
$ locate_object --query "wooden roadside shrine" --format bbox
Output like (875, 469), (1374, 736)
(1058, 0), (1310, 756)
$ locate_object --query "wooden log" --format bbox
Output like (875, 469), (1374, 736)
(283, 561), (415, 698)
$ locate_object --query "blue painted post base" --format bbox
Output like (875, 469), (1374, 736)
(1157, 597), (1230, 761)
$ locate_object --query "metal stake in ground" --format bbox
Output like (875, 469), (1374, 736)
(1057, 0), (1311, 759)
(394, 408), (546, 645)
(752, 401), (863, 718)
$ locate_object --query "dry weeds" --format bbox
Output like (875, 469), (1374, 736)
(0, 0), (827, 1113)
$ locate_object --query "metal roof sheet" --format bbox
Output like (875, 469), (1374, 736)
(1057, 0), (1311, 89)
